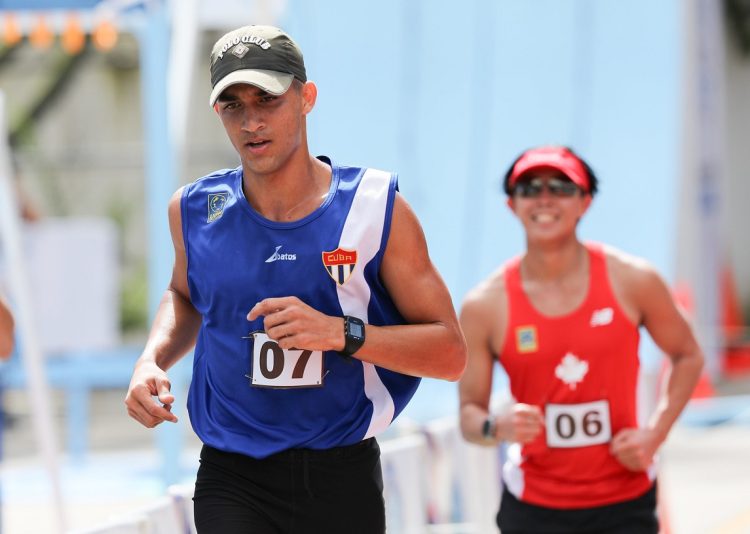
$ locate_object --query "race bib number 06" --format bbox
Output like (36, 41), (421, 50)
(545, 400), (611, 448)
(250, 332), (324, 388)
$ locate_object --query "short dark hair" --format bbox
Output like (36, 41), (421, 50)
(502, 146), (599, 197)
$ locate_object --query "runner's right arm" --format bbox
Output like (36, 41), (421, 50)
(458, 277), (543, 445)
(125, 187), (202, 427)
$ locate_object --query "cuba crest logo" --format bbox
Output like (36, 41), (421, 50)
(322, 247), (357, 286)
(207, 193), (228, 223)
(515, 325), (538, 353)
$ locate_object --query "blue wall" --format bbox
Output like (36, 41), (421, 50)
(281, 0), (682, 305)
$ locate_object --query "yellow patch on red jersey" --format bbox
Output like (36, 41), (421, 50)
(515, 325), (538, 353)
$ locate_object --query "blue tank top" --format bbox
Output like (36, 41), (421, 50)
(182, 156), (420, 458)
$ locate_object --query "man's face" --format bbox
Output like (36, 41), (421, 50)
(507, 170), (591, 242)
(214, 81), (312, 176)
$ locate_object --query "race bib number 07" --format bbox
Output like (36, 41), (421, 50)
(250, 332), (324, 388)
(545, 400), (611, 448)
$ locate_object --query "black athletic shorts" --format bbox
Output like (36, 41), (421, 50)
(497, 482), (659, 534)
(193, 438), (385, 534)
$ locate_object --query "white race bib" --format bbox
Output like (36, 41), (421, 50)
(250, 332), (324, 388)
(545, 400), (612, 448)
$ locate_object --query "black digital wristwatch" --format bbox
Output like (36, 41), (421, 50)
(482, 415), (497, 441)
(342, 315), (366, 356)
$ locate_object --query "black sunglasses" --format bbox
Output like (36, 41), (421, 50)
(512, 177), (582, 198)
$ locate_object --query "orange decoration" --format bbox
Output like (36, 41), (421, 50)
(29, 15), (55, 50)
(92, 20), (118, 51)
(2, 14), (22, 46)
(61, 14), (86, 55)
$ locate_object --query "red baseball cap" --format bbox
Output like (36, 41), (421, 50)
(508, 146), (590, 192)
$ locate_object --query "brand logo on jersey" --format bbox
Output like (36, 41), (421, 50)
(515, 325), (538, 353)
(207, 193), (228, 223)
(322, 248), (357, 285)
(555, 352), (589, 390)
(590, 307), (614, 327)
(265, 245), (297, 263)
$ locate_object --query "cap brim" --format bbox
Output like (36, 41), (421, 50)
(209, 69), (294, 106)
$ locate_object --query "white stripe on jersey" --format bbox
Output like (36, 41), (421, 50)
(336, 167), (395, 438)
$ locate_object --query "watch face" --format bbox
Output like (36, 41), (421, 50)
(482, 417), (495, 438)
(482, 419), (491, 437)
(349, 322), (364, 339)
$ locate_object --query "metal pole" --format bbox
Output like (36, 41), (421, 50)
(137, 0), (184, 486)
(0, 92), (66, 533)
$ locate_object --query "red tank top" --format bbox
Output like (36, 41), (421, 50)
(500, 242), (653, 508)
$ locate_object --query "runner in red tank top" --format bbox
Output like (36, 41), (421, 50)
(458, 146), (704, 534)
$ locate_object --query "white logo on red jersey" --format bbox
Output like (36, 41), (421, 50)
(555, 352), (589, 390)
(590, 307), (613, 327)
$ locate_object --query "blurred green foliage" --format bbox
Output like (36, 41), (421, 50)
(107, 198), (147, 335)
(120, 261), (147, 334)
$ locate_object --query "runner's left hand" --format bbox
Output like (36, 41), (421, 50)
(248, 296), (344, 352)
(610, 427), (660, 471)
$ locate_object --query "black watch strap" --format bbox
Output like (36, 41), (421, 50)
(482, 416), (497, 441)
(342, 315), (366, 356)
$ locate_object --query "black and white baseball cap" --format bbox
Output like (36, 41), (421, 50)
(209, 25), (307, 106)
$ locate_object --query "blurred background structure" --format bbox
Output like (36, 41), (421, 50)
(0, 0), (749, 533)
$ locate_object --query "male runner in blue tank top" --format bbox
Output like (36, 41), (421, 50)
(124, 24), (467, 534)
